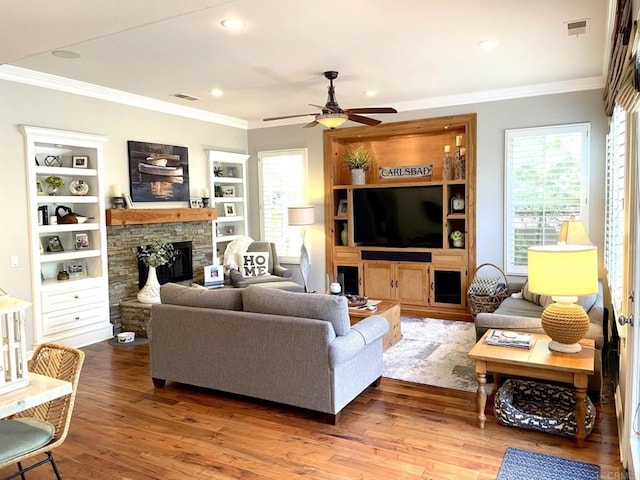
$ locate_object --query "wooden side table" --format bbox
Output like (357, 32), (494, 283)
(468, 330), (595, 447)
(348, 300), (401, 350)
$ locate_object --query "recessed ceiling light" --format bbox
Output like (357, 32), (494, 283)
(210, 88), (224, 97)
(477, 40), (498, 50)
(220, 18), (246, 30)
(365, 90), (377, 97)
(51, 50), (81, 59)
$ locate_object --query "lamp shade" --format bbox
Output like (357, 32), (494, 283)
(288, 206), (315, 226)
(557, 217), (591, 245)
(527, 245), (598, 297)
(316, 113), (348, 129)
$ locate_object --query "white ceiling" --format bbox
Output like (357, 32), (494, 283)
(1, 0), (612, 128)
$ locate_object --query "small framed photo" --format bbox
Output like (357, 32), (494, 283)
(74, 232), (90, 250)
(223, 203), (236, 216)
(63, 260), (88, 278)
(222, 186), (236, 197)
(36, 180), (46, 196)
(46, 235), (64, 252)
(190, 197), (204, 208)
(72, 156), (88, 168)
(224, 225), (235, 235)
(123, 193), (134, 209)
(337, 199), (348, 216)
(227, 166), (237, 177)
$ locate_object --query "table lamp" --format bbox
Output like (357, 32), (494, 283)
(527, 245), (598, 353)
(557, 216), (591, 245)
(288, 205), (315, 292)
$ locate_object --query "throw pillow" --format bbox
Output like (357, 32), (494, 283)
(242, 252), (270, 277)
(468, 276), (499, 296)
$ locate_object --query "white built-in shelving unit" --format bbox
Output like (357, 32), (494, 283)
(208, 150), (250, 263)
(21, 126), (112, 347)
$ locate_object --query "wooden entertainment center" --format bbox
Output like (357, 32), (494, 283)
(323, 114), (476, 320)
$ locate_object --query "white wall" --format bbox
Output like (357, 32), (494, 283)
(248, 89), (608, 290)
(0, 79), (247, 344)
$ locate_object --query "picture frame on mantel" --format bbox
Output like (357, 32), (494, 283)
(127, 141), (189, 203)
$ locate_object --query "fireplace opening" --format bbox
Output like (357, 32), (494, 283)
(137, 241), (193, 289)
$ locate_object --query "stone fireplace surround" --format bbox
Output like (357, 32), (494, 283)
(107, 220), (213, 328)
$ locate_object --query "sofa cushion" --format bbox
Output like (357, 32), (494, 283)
(241, 252), (270, 277)
(242, 286), (350, 336)
(160, 283), (243, 311)
(521, 280), (597, 312)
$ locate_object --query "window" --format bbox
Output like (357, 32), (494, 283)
(258, 149), (308, 263)
(504, 123), (589, 275)
(605, 105), (626, 315)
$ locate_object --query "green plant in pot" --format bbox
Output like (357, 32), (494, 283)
(136, 243), (178, 304)
(450, 230), (464, 248)
(44, 176), (64, 196)
(342, 145), (371, 185)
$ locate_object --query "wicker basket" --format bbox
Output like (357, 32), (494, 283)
(467, 263), (509, 315)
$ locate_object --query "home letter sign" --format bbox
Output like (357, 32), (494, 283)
(242, 252), (270, 277)
(378, 164), (433, 180)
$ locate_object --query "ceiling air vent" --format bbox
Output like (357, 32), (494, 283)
(170, 93), (200, 102)
(565, 19), (589, 37)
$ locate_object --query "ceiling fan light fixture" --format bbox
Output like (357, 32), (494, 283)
(317, 113), (348, 129)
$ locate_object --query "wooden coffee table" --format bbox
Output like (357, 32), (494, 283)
(468, 330), (595, 447)
(349, 300), (401, 350)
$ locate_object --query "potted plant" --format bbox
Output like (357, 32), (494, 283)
(136, 243), (178, 304)
(44, 176), (64, 196)
(342, 145), (371, 185)
(450, 230), (464, 248)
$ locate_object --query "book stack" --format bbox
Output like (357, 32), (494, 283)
(485, 330), (533, 349)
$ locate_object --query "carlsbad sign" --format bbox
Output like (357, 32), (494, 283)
(378, 164), (433, 179)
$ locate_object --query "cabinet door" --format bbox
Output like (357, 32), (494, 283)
(396, 263), (428, 305)
(363, 262), (394, 300)
(430, 266), (465, 308)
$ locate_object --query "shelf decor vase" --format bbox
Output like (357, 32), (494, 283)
(340, 224), (348, 246)
(137, 266), (161, 304)
(351, 168), (366, 185)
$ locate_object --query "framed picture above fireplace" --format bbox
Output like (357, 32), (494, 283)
(127, 141), (189, 203)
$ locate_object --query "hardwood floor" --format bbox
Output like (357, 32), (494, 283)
(1, 341), (625, 479)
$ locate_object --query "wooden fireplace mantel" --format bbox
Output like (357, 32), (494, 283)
(105, 208), (217, 226)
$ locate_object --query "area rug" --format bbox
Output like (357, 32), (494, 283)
(497, 447), (600, 480)
(382, 317), (481, 392)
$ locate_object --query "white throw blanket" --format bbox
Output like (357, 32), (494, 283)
(223, 236), (254, 272)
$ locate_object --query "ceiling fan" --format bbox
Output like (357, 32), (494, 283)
(263, 71), (397, 129)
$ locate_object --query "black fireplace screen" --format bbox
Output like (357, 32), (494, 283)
(137, 241), (193, 289)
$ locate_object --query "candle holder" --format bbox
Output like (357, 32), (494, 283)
(111, 196), (125, 209)
(443, 151), (453, 181)
(454, 147), (466, 180)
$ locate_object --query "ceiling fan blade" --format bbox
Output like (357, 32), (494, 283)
(347, 114), (382, 126)
(303, 120), (319, 128)
(263, 113), (317, 121)
(346, 107), (398, 114)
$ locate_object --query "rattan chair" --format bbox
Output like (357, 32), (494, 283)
(0, 344), (85, 480)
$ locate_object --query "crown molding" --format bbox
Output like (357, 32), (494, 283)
(0, 65), (248, 130)
(247, 76), (606, 129)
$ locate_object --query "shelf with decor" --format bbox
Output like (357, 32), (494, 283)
(208, 150), (250, 263)
(323, 114), (476, 320)
(21, 125), (112, 347)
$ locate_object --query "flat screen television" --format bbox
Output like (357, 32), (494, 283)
(353, 185), (444, 248)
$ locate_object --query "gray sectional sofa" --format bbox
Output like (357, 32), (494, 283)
(474, 279), (606, 394)
(149, 284), (389, 423)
